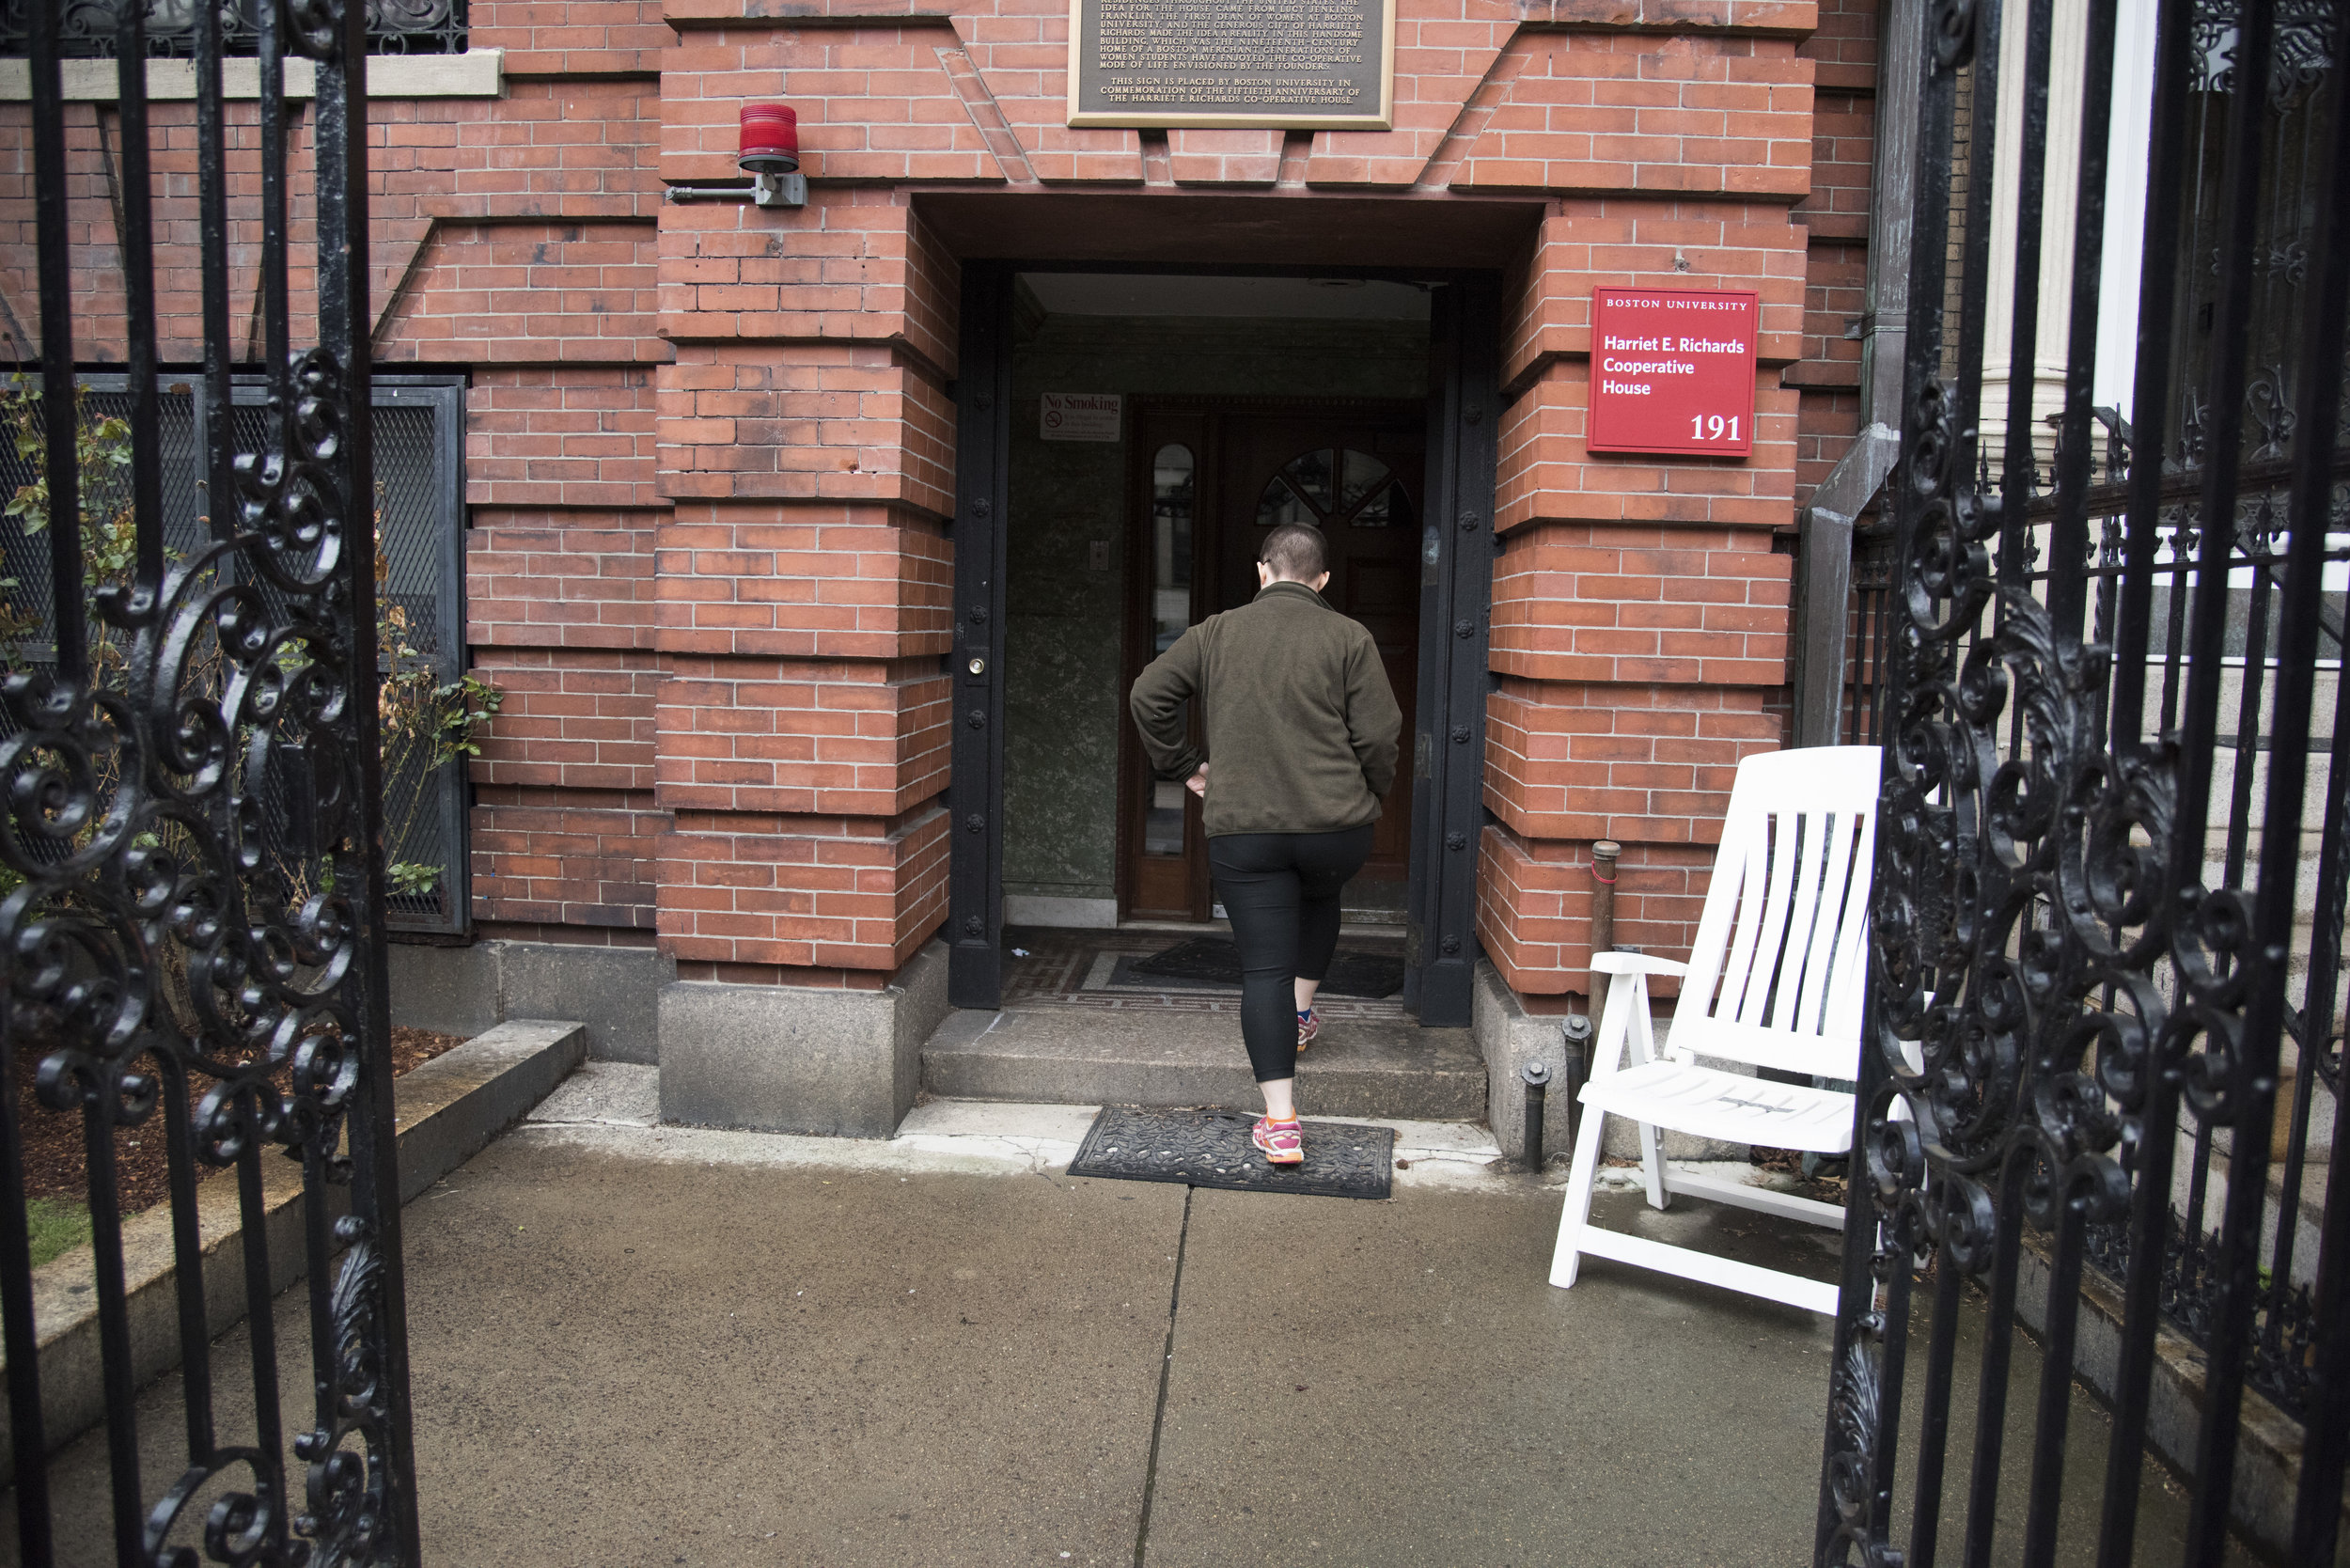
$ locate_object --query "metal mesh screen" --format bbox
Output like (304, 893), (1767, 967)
(0, 378), (202, 651)
(373, 399), (462, 929)
(0, 382), (205, 877)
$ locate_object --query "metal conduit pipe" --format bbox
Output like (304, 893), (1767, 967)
(663, 171), (808, 208)
(1588, 839), (1622, 1022)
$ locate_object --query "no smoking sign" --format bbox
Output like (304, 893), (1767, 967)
(1586, 288), (1759, 459)
(1041, 392), (1121, 442)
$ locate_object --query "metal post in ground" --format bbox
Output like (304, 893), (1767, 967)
(1519, 1060), (1552, 1172)
(1559, 1012), (1593, 1154)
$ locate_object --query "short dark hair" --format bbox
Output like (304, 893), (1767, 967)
(1260, 523), (1328, 581)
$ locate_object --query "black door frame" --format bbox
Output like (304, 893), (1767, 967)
(947, 260), (1500, 1025)
(1406, 276), (1501, 1027)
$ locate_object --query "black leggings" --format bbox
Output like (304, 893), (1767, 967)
(1208, 825), (1375, 1084)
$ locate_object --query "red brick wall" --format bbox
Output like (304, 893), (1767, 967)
(654, 656), (950, 817)
(1451, 33), (1813, 198)
(653, 505), (951, 660)
(474, 786), (667, 930)
(1477, 33), (1813, 992)
(653, 147), (961, 970)
(1455, 3), (1878, 997)
(395, 43), (672, 946)
(1480, 830), (1713, 986)
(3, 0), (1874, 999)
(656, 805), (948, 971)
(0, 98), (328, 362)
(0, 23), (676, 948)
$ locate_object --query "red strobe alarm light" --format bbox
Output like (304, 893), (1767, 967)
(739, 104), (799, 176)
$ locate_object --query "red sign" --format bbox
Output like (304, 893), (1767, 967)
(1587, 287), (1759, 458)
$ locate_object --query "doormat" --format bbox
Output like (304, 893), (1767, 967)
(1067, 1105), (1394, 1200)
(1127, 937), (1406, 998)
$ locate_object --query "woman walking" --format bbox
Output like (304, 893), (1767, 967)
(1129, 522), (1403, 1166)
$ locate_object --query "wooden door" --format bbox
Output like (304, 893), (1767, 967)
(1122, 408), (1214, 919)
(1120, 400), (1423, 921)
(1214, 408), (1423, 895)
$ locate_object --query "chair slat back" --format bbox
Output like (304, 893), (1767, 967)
(1667, 746), (1880, 1078)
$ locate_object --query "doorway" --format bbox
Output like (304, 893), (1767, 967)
(1121, 400), (1425, 922)
(948, 262), (1500, 1023)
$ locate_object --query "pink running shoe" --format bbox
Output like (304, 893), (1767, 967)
(1296, 1008), (1321, 1051)
(1251, 1115), (1304, 1166)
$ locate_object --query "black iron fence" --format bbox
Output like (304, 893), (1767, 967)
(1837, 327), (2350, 1445)
(1839, 520), (1897, 749)
(1819, 0), (2350, 1563)
(0, 0), (420, 1562)
(2007, 431), (2349, 1432)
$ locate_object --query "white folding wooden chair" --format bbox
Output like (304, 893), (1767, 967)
(1548, 745), (1881, 1315)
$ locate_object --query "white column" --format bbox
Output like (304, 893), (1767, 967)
(2094, 0), (2162, 418)
(1981, 0), (2092, 463)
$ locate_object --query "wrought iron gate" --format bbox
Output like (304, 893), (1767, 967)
(1, 0), (419, 1561)
(1818, 0), (2350, 1564)
(0, 373), (474, 937)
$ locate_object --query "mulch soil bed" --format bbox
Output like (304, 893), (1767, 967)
(14, 1026), (466, 1215)
(1753, 1144), (1850, 1205)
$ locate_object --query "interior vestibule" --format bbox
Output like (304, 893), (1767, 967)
(1000, 272), (1433, 929)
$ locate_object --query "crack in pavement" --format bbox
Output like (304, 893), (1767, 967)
(1132, 1184), (1195, 1567)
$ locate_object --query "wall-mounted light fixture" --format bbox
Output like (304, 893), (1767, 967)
(666, 102), (807, 209)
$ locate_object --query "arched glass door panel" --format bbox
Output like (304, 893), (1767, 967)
(1255, 446), (1411, 530)
(1145, 443), (1195, 857)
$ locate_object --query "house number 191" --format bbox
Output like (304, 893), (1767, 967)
(1691, 415), (1740, 442)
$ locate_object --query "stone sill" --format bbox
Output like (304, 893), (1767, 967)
(0, 1017), (585, 1472)
(0, 48), (504, 102)
(2014, 1230), (2345, 1561)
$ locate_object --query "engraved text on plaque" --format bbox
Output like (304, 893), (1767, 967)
(1067, 0), (1395, 130)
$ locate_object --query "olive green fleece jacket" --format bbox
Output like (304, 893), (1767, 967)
(1129, 580), (1403, 838)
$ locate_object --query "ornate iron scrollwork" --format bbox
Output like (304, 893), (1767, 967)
(1, 0), (419, 1557)
(1, 338), (414, 1561)
(0, 0), (466, 58)
(1820, 0), (2350, 1556)
(1824, 461), (2160, 1558)
(294, 1228), (399, 1562)
(1931, 0), (1980, 72)
(1823, 1331), (1896, 1568)
(2191, 0), (2337, 107)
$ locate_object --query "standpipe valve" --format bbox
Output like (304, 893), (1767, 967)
(1519, 1059), (1553, 1173)
(1559, 1013), (1595, 1154)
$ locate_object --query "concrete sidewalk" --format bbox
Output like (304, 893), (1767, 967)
(17, 1065), (2230, 1567)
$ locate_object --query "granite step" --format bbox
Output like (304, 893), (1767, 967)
(919, 1006), (1488, 1122)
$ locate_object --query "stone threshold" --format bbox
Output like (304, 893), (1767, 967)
(525, 1064), (1511, 1188)
(919, 1004), (1483, 1122)
(1, 1018), (585, 1471)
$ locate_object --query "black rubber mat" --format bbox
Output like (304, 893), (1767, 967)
(1067, 1105), (1395, 1200)
(1127, 937), (1405, 998)
(1102, 954), (1239, 994)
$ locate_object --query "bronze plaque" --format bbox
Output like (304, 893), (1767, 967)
(1066, 0), (1395, 130)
